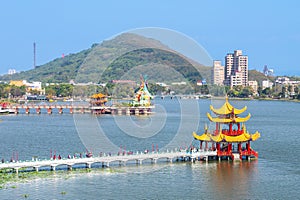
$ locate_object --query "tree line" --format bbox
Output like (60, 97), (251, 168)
(1, 82), (300, 101)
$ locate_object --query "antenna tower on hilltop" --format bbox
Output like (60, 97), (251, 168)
(33, 42), (36, 69)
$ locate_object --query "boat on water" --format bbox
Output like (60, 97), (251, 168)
(0, 102), (16, 114)
(0, 107), (15, 114)
(0, 107), (9, 114)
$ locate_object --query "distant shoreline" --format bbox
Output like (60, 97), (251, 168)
(1, 96), (299, 105)
(208, 96), (300, 103)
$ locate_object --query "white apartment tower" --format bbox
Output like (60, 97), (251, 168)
(224, 50), (248, 87)
(211, 60), (224, 85)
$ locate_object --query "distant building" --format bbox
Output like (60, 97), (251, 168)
(111, 80), (136, 86)
(224, 53), (233, 86)
(111, 80), (136, 84)
(248, 80), (258, 95)
(156, 82), (168, 87)
(263, 65), (274, 76)
(9, 80), (43, 94)
(262, 80), (274, 90)
(197, 79), (207, 86)
(276, 77), (300, 85)
(197, 80), (203, 86)
(171, 81), (187, 85)
(69, 80), (75, 85)
(211, 60), (224, 85)
(230, 71), (243, 87)
(275, 77), (290, 85)
(26, 81), (42, 91)
(224, 50), (248, 88)
(8, 69), (17, 75)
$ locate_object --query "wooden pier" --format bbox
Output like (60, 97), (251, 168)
(0, 150), (217, 173)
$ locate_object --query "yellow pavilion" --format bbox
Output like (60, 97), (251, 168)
(90, 93), (109, 114)
(193, 97), (260, 161)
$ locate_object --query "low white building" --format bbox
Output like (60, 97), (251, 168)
(248, 80), (258, 94)
(262, 80), (274, 90)
(276, 77), (300, 85)
(26, 81), (42, 91)
(171, 82), (187, 86)
(156, 82), (168, 87)
(8, 69), (17, 75)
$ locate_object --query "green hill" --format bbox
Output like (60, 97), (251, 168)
(102, 48), (202, 83)
(248, 69), (274, 85)
(0, 33), (209, 84)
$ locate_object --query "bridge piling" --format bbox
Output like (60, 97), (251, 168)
(126, 108), (130, 115)
(118, 108), (122, 115)
(86, 163), (91, 169)
(67, 165), (72, 171)
(33, 166), (39, 172)
(135, 108), (139, 115)
(143, 108), (148, 115)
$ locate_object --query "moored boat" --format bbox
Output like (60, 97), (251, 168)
(0, 107), (9, 114)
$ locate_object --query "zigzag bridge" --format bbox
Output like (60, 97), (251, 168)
(6, 104), (154, 115)
(0, 150), (217, 173)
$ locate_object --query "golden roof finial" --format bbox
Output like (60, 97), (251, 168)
(225, 95), (229, 102)
(204, 124), (208, 133)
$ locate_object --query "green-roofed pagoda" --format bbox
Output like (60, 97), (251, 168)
(193, 97), (260, 161)
(132, 75), (153, 107)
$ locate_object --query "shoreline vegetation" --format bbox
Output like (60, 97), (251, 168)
(0, 161), (188, 188)
(1, 77), (299, 104)
(214, 96), (300, 103)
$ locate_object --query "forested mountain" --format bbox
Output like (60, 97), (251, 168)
(0, 33), (211, 84)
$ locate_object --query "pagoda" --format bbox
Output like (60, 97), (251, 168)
(193, 97), (260, 161)
(90, 93), (109, 114)
(132, 75), (153, 107)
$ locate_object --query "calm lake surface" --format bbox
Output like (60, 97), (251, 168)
(0, 98), (299, 199)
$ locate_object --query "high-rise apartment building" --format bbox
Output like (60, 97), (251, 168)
(211, 60), (224, 85)
(224, 50), (248, 87)
(224, 53), (234, 85)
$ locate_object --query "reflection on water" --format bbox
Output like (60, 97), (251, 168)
(190, 161), (258, 199)
(213, 161), (257, 199)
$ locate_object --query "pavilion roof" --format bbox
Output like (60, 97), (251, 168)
(193, 131), (260, 143)
(207, 113), (251, 123)
(91, 93), (107, 99)
(210, 97), (247, 115)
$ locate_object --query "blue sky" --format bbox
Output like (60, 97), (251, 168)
(0, 0), (299, 76)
